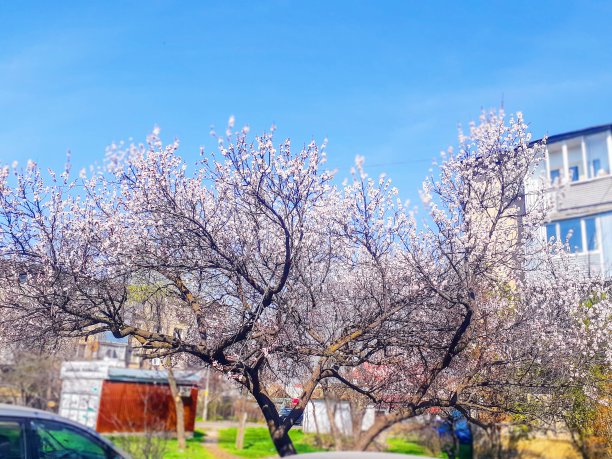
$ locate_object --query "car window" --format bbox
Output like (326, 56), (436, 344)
(31, 420), (110, 459)
(0, 420), (25, 459)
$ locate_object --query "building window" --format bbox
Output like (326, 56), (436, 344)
(548, 146), (564, 182)
(547, 217), (599, 253)
(546, 224), (556, 242)
(569, 166), (579, 182)
(592, 158), (601, 177)
(549, 169), (561, 182)
(567, 143), (583, 181)
(559, 219), (582, 252)
(585, 218), (598, 251)
(585, 133), (610, 178)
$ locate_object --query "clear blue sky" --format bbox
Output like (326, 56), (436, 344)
(1, 1), (612, 207)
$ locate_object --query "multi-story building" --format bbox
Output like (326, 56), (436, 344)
(73, 299), (190, 369)
(74, 332), (131, 364)
(533, 124), (612, 278)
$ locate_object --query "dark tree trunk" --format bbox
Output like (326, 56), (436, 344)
(247, 370), (298, 457)
(270, 427), (298, 457)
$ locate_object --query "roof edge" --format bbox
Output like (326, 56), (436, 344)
(531, 123), (612, 146)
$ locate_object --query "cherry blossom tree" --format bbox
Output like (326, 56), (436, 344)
(0, 112), (609, 456)
(325, 112), (611, 450)
(0, 122), (346, 456)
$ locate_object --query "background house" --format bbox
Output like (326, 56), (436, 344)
(529, 124), (612, 278)
(59, 362), (201, 433)
(302, 399), (376, 436)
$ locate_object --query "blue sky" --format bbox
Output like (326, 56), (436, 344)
(1, 1), (612, 207)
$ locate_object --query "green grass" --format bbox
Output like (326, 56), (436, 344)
(108, 429), (212, 459)
(164, 430), (212, 459)
(386, 436), (451, 457)
(218, 427), (324, 458)
(386, 437), (432, 456)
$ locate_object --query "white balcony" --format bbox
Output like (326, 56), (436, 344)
(546, 131), (612, 185)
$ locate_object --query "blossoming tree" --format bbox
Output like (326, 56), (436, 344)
(331, 112), (611, 450)
(0, 112), (609, 456)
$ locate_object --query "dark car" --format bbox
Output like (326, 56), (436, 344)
(278, 406), (304, 426)
(0, 403), (128, 459)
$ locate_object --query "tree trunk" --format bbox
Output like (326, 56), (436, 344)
(355, 420), (387, 451)
(235, 392), (247, 450)
(236, 411), (248, 449)
(324, 396), (343, 451)
(270, 426), (297, 457)
(349, 399), (366, 449)
(247, 370), (298, 456)
(166, 367), (186, 451)
(485, 424), (503, 459)
(250, 394), (297, 456)
(568, 428), (590, 459)
(202, 368), (210, 422)
(355, 411), (409, 451)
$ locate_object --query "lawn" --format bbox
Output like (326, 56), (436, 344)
(218, 427), (324, 458)
(218, 428), (451, 458)
(386, 436), (434, 456)
(108, 429), (213, 459)
(386, 437), (476, 459)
